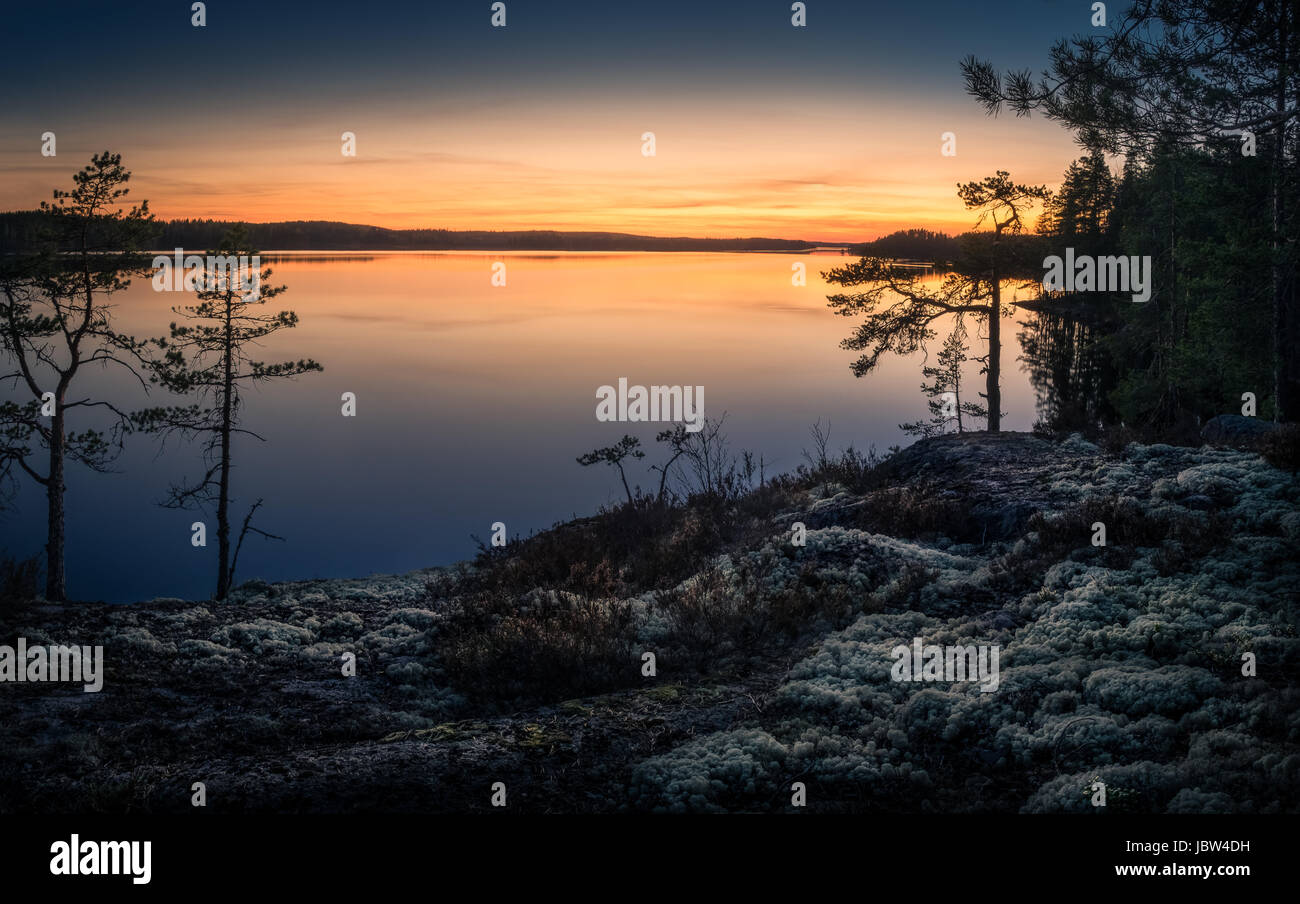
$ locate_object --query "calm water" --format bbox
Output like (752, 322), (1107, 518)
(1, 251), (1041, 602)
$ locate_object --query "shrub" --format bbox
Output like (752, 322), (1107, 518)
(1261, 423), (1300, 474)
(436, 589), (639, 705)
(853, 482), (977, 541)
(654, 566), (757, 666)
(652, 555), (878, 669)
(320, 611), (364, 639)
(991, 493), (1233, 589)
(464, 498), (714, 598)
(796, 426), (891, 495)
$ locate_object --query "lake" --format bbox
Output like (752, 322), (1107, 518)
(1, 251), (1045, 602)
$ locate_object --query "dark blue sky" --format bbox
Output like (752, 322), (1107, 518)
(3, 0), (1091, 115)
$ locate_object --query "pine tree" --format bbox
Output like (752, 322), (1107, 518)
(825, 171), (1046, 433)
(0, 152), (157, 601)
(963, 0), (1299, 419)
(133, 226), (322, 600)
(900, 321), (989, 437)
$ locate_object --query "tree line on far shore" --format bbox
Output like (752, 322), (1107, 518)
(0, 214), (821, 255)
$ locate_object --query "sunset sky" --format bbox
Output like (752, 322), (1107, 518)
(1, 0), (1090, 241)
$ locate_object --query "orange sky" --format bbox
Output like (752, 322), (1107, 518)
(2, 96), (1079, 241)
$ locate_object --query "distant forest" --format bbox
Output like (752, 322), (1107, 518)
(0, 213), (826, 253)
(849, 228), (961, 263)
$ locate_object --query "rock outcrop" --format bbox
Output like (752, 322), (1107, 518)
(1201, 414), (1279, 449)
(2, 433), (1296, 814)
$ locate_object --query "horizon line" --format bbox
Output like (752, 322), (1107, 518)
(0, 210), (967, 248)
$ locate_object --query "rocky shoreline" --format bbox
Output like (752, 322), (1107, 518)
(2, 431), (1297, 813)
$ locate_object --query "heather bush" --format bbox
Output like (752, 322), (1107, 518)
(435, 588), (640, 705)
(1261, 423), (1300, 474)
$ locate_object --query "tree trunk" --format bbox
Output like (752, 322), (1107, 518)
(988, 249), (1002, 433)
(956, 377), (965, 433)
(216, 413), (231, 600)
(216, 313), (234, 600)
(657, 450), (683, 502)
(617, 463), (633, 506)
(1273, 0), (1293, 421)
(45, 403), (67, 601)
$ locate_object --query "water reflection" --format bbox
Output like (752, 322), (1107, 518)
(1018, 301), (1118, 432)
(1, 252), (1042, 602)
